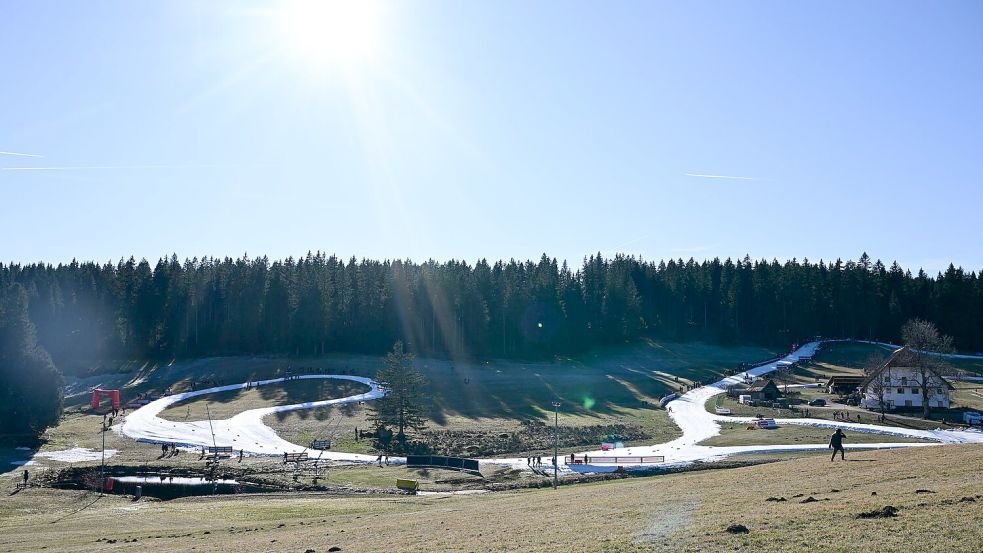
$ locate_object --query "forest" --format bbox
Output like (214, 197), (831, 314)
(2, 252), (982, 375)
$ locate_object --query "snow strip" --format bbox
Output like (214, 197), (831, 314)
(118, 375), (385, 461)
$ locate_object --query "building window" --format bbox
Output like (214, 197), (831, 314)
(937, 388), (944, 394)
(883, 377), (890, 385)
(912, 388), (919, 394)
(897, 388), (904, 394)
(901, 377), (907, 385)
(888, 400), (895, 408)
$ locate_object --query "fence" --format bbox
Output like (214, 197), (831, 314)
(581, 456), (664, 464)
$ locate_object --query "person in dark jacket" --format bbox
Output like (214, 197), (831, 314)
(829, 428), (846, 461)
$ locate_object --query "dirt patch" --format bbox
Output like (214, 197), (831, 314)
(637, 498), (700, 544)
(420, 420), (649, 457)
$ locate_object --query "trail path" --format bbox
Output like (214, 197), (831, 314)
(118, 375), (384, 462)
(552, 341), (983, 473)
(116, 342), (983, 472)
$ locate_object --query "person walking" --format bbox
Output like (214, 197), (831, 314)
(829, 428), (847, 461)
(23, 469), (29, 486)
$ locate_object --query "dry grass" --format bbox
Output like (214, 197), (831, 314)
(3, 445), (982, 552)
(950, 380), (983, 412)
(158, 379), (370, 422)
(700, 423), (928, 447)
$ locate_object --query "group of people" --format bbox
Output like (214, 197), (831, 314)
(526, 455), (543, 467)
(832, 410), (861, 422)
(161, 443), (180, 458)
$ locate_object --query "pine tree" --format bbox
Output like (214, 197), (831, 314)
(368, 341), (428, 450)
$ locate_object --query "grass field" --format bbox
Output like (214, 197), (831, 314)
(816, 340), (983, 375)
(3, 444), (981, 552)
(814, 341), (894, 368)
(158, 379), (371, 422)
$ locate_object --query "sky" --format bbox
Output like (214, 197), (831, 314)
(2, 0), (982, 274)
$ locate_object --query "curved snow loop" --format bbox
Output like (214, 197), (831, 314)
(118, 374), (386, 461)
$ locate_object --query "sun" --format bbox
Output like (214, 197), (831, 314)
(275, 0), (383, 70)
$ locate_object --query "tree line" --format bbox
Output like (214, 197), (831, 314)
(0, 283), (63, 441)
(2, 252), (982, 375)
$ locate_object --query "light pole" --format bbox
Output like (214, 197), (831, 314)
(551, 401), (561, 489)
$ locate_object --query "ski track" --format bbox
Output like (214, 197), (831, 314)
(118, 374), (386, 463)
(485, 341), (983, 473)
(117, 343), (983, 473)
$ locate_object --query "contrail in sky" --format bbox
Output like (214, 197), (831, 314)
(1, 164), (258, 171)
(685, 173), (758, 181)
(0, 151), (43, 157)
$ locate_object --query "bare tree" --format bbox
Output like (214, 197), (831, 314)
(863, 353), (889, 415)
(774, 363), (794, 394)
(901, 319), (954, 418)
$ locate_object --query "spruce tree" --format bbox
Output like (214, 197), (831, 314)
(368, 341), (428, 450)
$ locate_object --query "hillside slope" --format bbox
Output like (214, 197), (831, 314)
(3, 445), (981, 552)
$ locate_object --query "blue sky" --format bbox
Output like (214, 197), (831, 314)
(2, 1), (981, 273)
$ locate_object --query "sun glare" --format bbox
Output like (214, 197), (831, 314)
(276, 0), (383, 70)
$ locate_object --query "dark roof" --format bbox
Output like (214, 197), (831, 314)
(825, 375), (865, 386)
(859, 346), (955, 390)
(744, 379), (780, 393)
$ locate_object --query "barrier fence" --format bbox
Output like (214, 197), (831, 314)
(581, 456), (665, 464)
(406, 455), (480, 473)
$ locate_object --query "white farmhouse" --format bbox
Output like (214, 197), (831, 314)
(860, 346), (952, 410)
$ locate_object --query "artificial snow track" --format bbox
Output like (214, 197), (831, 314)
(118, 375), (384, 461)
(118, 344), (983, 471)
(558, 341), (983, 473)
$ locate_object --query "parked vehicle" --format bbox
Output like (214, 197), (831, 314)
(808, 398), (826, 407)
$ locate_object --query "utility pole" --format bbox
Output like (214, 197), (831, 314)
(100, 414), (107, 495)
(552, 401), (561, 489)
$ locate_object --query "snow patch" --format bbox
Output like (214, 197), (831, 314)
(36, 447), (119, 463)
